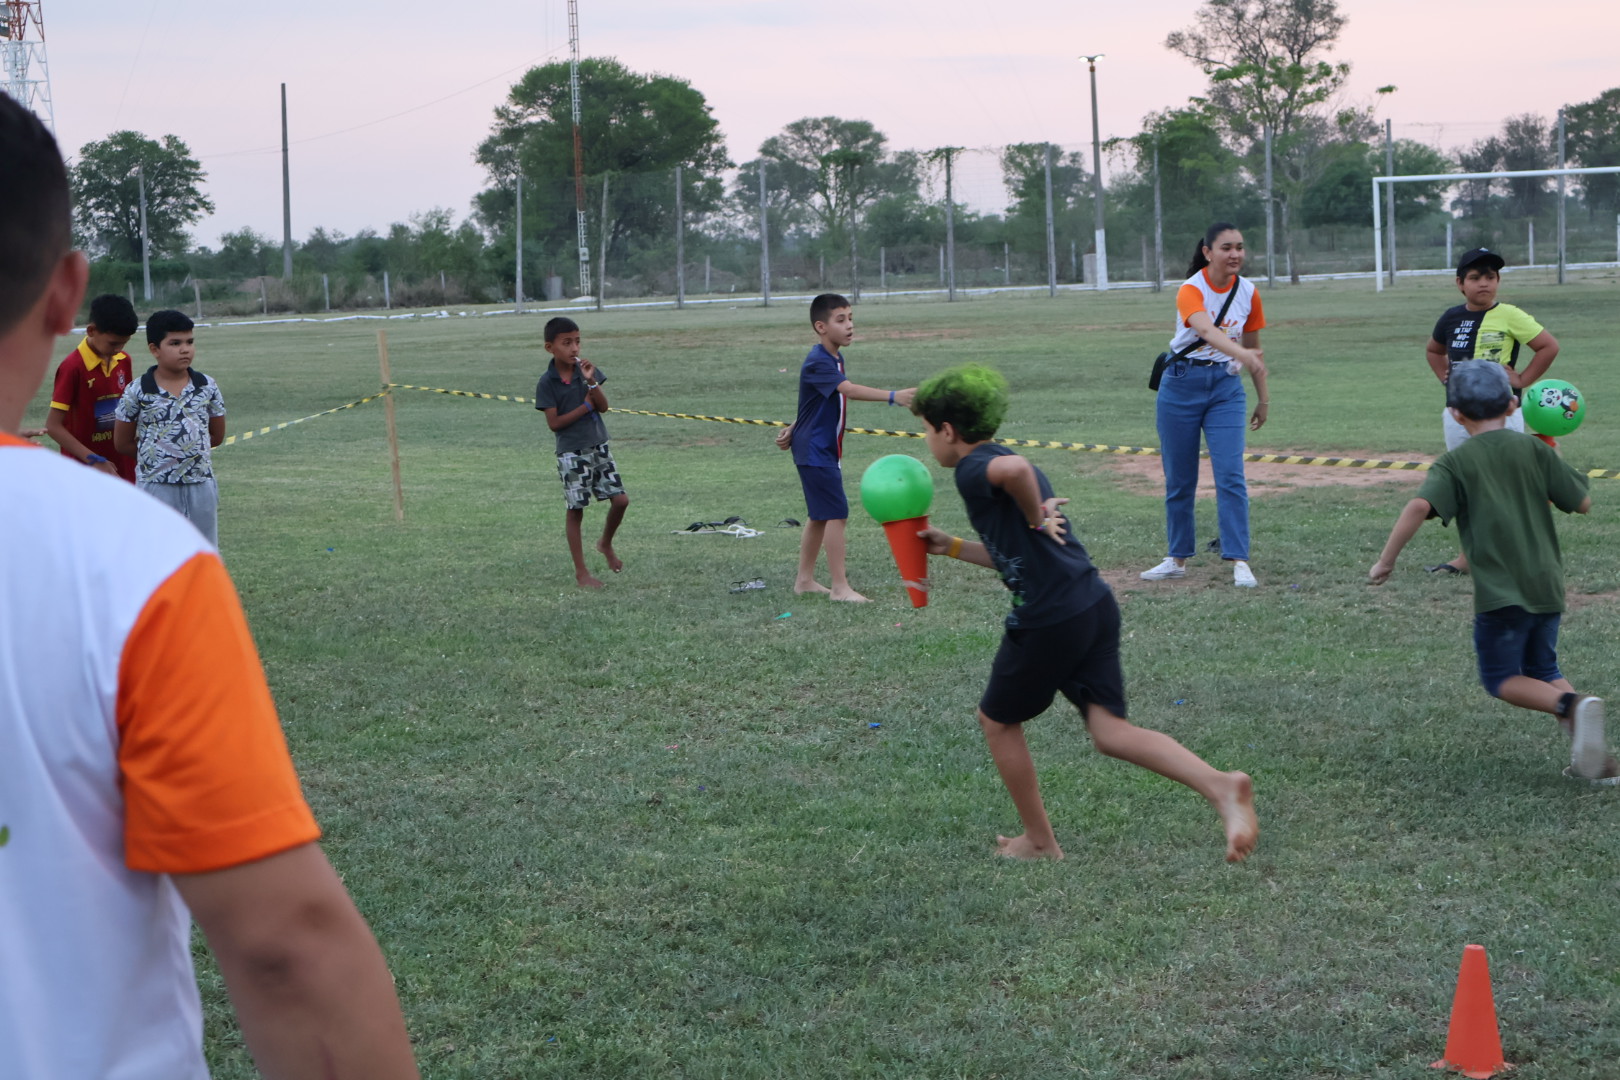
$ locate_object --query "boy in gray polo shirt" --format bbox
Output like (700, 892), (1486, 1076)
(534, 316), (628, 589)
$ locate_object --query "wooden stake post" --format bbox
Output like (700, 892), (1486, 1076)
(377, 330), (405, 522)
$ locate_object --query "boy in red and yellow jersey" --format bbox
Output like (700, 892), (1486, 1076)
(44, 292), (138, 481)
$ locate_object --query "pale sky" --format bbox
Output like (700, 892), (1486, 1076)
(37, 0), (1620, 246)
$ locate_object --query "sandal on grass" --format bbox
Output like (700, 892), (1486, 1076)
(729, 578), (766, 593)
(1424, 563), (1462, 574)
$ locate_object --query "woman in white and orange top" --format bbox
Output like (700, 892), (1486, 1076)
(1140, 222), (1270, 588)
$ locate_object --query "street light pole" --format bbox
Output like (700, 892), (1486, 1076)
(134, 165), (152, 302)
(1081, 53), (1107, 291)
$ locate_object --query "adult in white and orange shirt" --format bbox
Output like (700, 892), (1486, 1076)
(1140, 222), (1271, 589)
(0, 92), (417, 1080)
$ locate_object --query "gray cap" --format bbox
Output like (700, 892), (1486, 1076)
(1447, 360), (1513, 420)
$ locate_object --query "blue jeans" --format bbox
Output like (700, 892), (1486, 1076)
(1155, 361), (1249, 561)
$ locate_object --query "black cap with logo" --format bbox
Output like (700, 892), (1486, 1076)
(1456, 247), (1506, 276)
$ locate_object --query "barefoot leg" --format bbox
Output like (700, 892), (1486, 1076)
(566, 508), (604, 589)
(794, 520), (832, 595)
(978, 710), (1062, 859)
(1085, 706), (1257, 862)
(823, 519), (869, 602)
(596, 493), (628, 572)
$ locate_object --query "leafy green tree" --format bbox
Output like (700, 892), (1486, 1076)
(69, 131), (213, 260)
(743, 118), (920, 250)
(1167, 0), (1363, 279)
(1563, 88), (1620, 216)
(474, 58), (730, 286)
(1114, 107), (1259, 259)
(1302, 138), (1450, 226)
(998, 143), (1091, 270)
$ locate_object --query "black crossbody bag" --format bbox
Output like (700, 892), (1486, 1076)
(1149, 276), (1241, 391)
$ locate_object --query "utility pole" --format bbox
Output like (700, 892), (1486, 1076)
(280, 83), (293, 279)
(567, 0), (590, 296)
(135, 165), (152, 301)
(1080, 53), (1108, 290)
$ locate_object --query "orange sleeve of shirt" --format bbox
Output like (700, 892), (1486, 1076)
(49, 354), (76, 411)
(1243, 290), (1266, 332)
(117, 552), (320, 874)
(1175, 283), (1205, 326)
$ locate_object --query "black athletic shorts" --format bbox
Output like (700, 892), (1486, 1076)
(979, 592), (1127, 725)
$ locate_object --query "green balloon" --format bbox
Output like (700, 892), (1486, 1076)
(1522, 379), (1586, 438)
(860, 454), (933, 523)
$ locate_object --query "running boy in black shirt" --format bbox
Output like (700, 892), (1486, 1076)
(913, 364), (1257, 861)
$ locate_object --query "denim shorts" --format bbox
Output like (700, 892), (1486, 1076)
(1473, 605), (1563, 698)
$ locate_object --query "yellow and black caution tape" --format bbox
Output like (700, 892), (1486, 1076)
(217, 392), (385, 448)
(385, 384), (1620, 478)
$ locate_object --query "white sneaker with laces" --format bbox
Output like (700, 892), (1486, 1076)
(1233, 561), (1257, 588)
(1571, 696), (1607, 779)
(1140, 558), (1186, 581)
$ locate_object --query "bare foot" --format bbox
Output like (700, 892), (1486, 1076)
(1214, 771), (1258, 862)
(576, 573), (605, 590)
(829, 586), (870, 602)
(595, 540), (624, 573)
(995, 833), (1064, 860)
(794, 579), (832, 596)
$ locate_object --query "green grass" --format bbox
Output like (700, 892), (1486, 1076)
(34, 272), (1620, 1078)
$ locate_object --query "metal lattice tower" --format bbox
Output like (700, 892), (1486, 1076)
(568, 0), (590, 295)
(1, 0), (53, 132)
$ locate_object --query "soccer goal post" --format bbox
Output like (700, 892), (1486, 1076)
(1373, 165), (1620, 291)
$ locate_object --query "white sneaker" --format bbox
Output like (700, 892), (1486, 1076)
(1140, 558), (1186, 581)
(1571, 696), (1607, 778)
(1233, 561), (1257, 588)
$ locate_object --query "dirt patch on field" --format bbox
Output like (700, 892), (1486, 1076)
(1567, 589), (1620, 611)
(1105, 450), (1435, 497)
(858, 327), (974, 341)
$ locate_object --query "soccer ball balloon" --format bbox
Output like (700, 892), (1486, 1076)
(1522, 379), (1586, 438)
(859, 454), (933, 523)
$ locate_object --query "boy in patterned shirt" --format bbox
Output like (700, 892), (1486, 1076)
(534, 316), (628, 589)
(113, 309), (227, 545)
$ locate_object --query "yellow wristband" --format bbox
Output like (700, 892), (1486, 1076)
(946, 536), (964, 559)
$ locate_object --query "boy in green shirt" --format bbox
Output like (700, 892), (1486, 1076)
(1369, 361), (1612, 778)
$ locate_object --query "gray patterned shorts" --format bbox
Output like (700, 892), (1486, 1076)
(555, 443), (625, 510)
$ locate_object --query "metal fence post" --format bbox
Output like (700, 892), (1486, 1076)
(674, 165), (685, 309)
(1557, 109), (1567, 284)
(322, 272), (330, 312)
(1043, 143), (1056, 297)
(759, 164), (771, 307)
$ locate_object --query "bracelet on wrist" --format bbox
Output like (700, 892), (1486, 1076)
(84, 453), (107, 465)
(888, 390), (896, 406)
(946, 536), (964, 559)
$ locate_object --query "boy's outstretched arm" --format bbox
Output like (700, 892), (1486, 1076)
(1369, 498), (1433, 584)
(835, 380), (915, 407)
(1509, 330), (1559, 389)
(174, 842), (420, 1080)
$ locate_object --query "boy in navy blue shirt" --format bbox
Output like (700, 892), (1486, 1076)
(775, 293), (915, 601)
(914, 364), (1258, 861)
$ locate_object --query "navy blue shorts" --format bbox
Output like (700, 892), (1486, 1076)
(797, 464), (848, 521)
(980, 593), (1127, 725)
(1474, 605), (1563, 698)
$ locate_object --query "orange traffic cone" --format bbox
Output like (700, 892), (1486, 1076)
(881, 516), (929, 608)
(1431, 944), (1510, 1078)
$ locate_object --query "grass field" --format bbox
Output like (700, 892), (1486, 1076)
(34, 273), (1620, 1078)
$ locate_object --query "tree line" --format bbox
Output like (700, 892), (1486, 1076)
(66, 0), (1620, 308)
